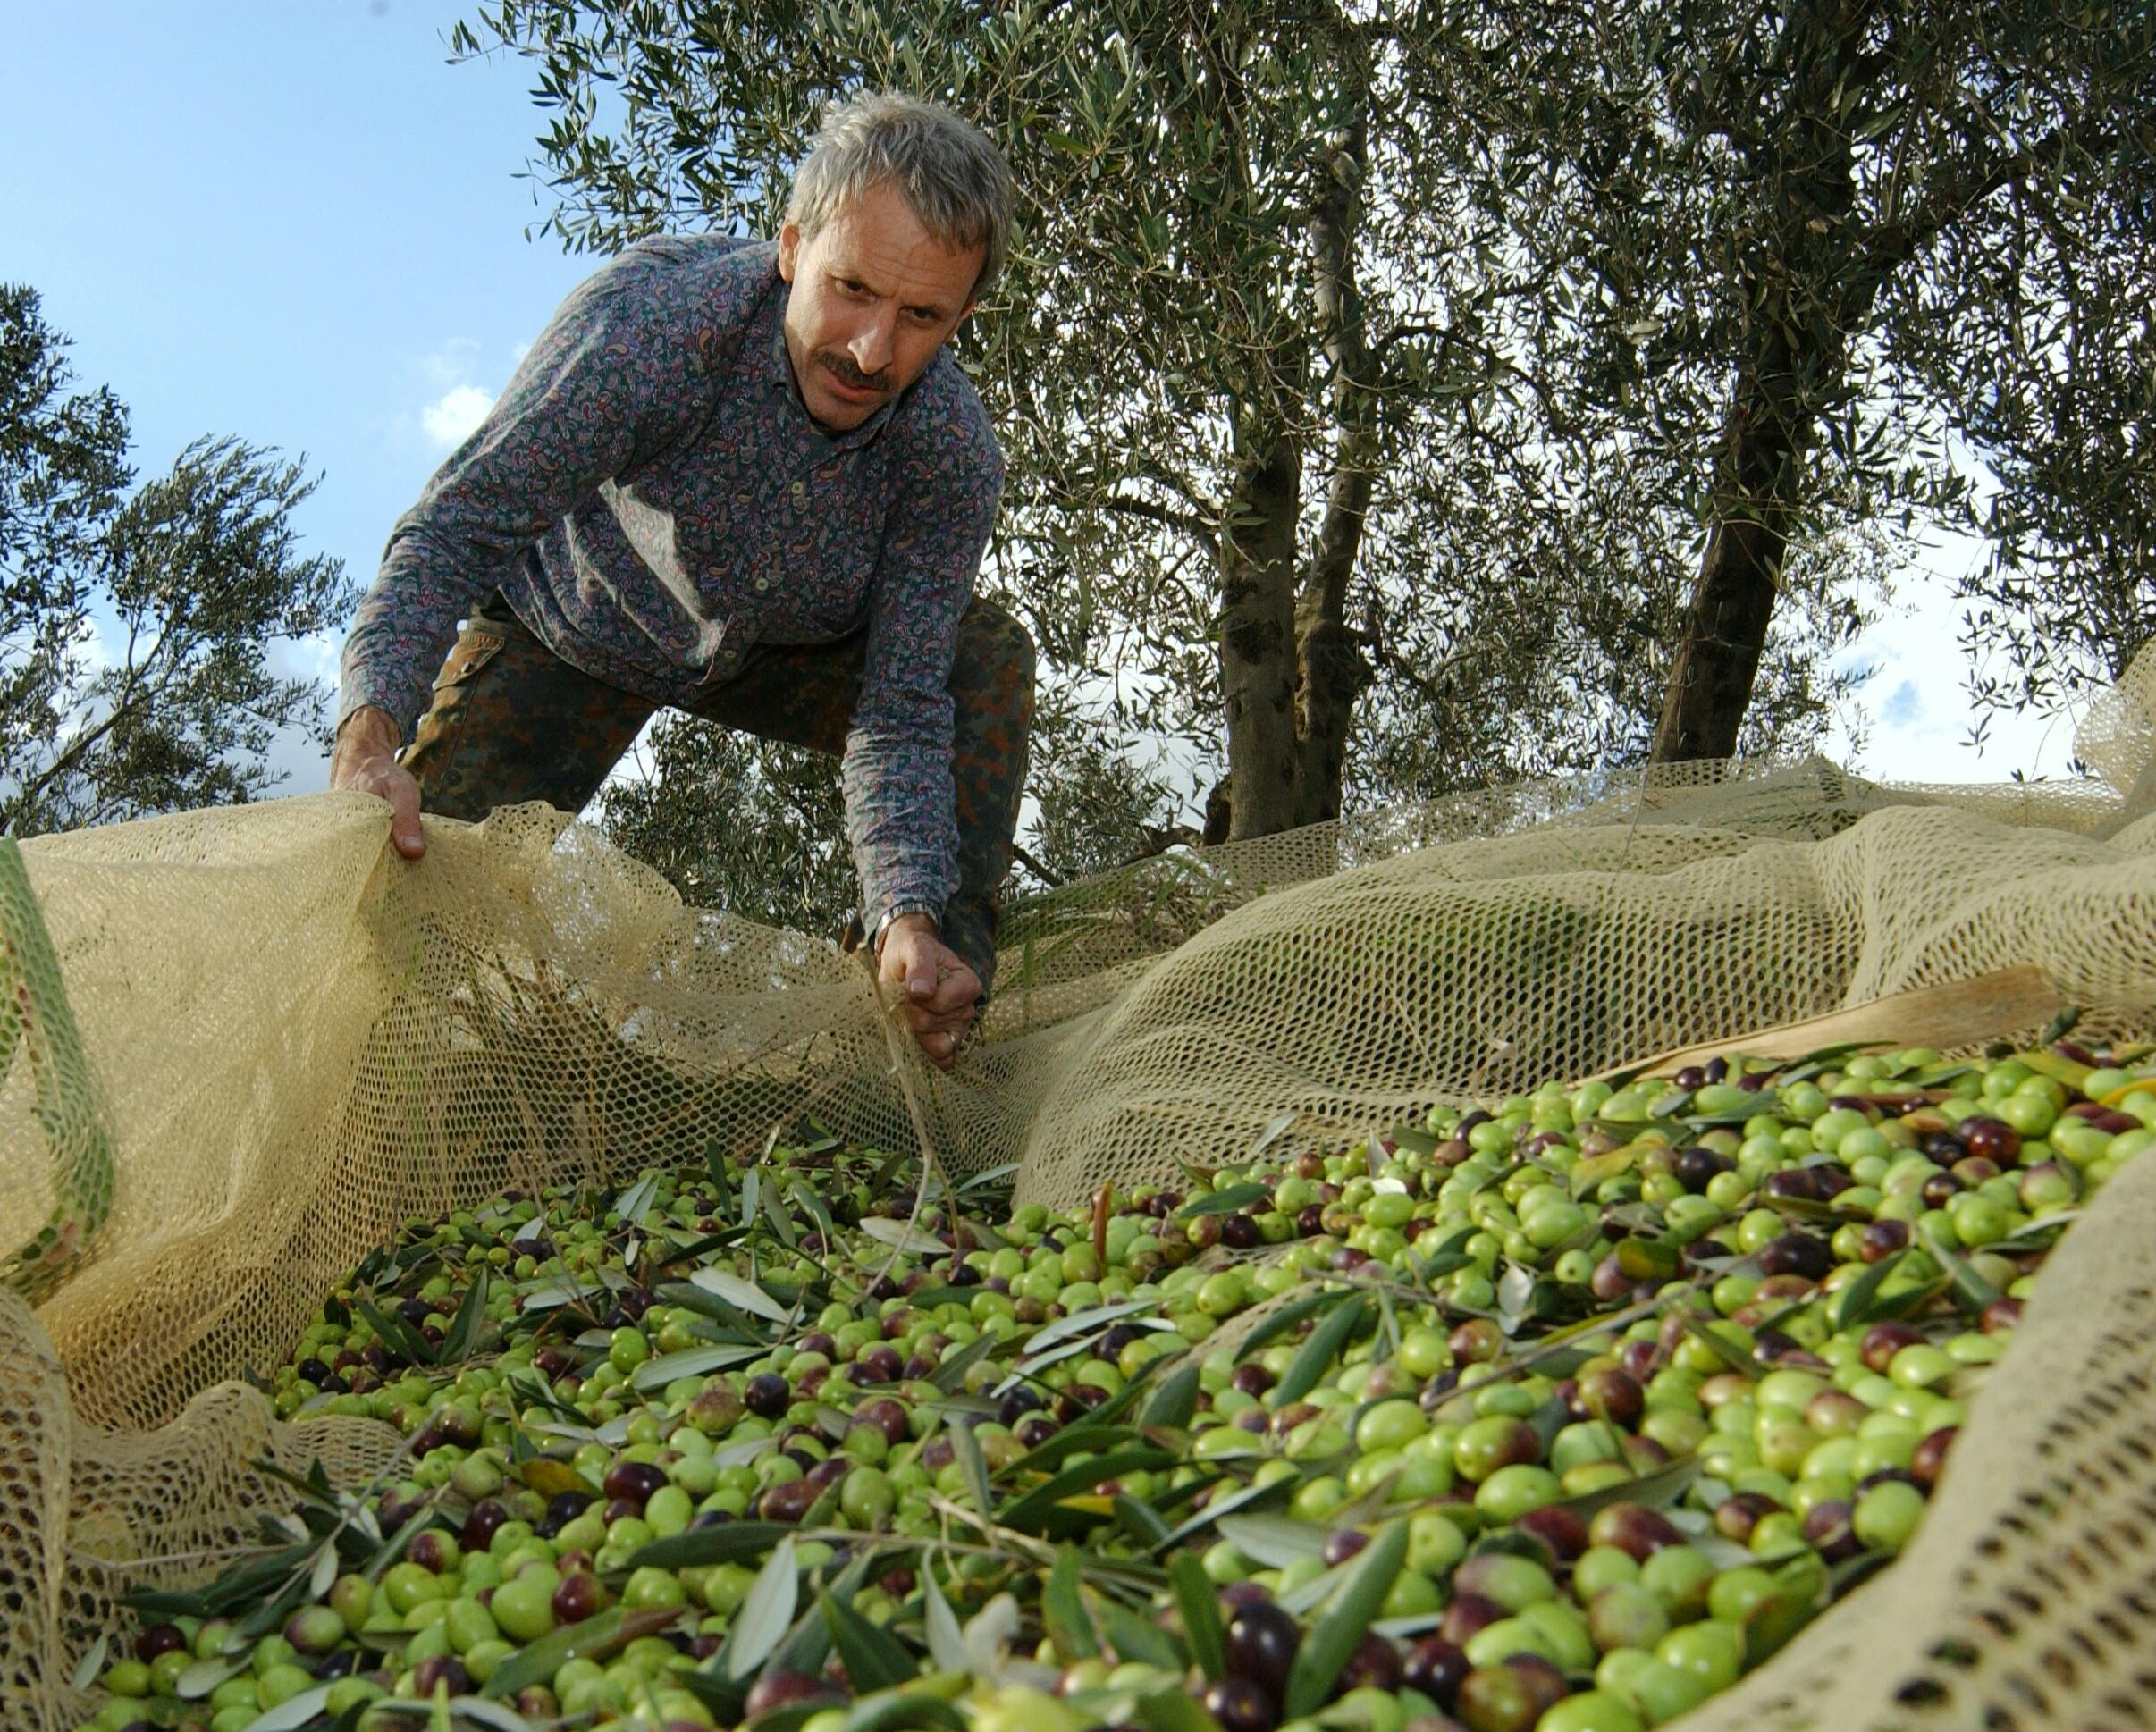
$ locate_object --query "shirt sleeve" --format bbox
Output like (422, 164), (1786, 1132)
(842, 387), (1004, 930)
(337, 251), (712, 739)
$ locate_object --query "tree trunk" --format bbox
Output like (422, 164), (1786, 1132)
(1648, 354), (1801, 765)
(1648, 5), (1873, 767)
(1217, 423), (1304, 840)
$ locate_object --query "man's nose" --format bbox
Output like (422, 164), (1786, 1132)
(849, 307), (897, 378)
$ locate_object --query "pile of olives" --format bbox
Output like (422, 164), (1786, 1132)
(84, 1034), (2152, 1732)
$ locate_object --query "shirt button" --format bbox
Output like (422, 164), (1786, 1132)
(791, 480), (806, 500)
(754, 577), (771, 592)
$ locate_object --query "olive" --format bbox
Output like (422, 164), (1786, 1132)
(1201, 1677), (1278, 1732)
(745, 1373), (792, 1417)
(743, 1671), (840, 1717)
(1222, 1214), (1262, 1250)
(1802, 1499), (1860, 1562)
(1860, 1322), (1924, 1375)
(552, 1571), (607, 1623)
(1858, 1219), (1909, 1262)
(1577, 1366), (1645, 1428)
(411, 1656), (471, 1696)
(460, 1500), (509, 1552)
(760, 1477), (820, 1523)
(1514, 1504), (1588, 1563)
(1340, 1631), (1403, 1694)
(602, 1460), (668, 1507)
(1440, 1592), (1505, 1647)
(1910, 1426), (1958, 1492)
(1317, 1531), (1372, 1579)
(134, 1625), (187, 1663)
(1224, 1600), (1301, 1701)
(1756, 1232), (1832, 1281)
(1403, 1634), (1470, 1708)
(1587, 1501), (1683, 1561)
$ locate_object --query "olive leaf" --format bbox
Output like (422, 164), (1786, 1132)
(858, 1218), (947, 1257)
(239, 1684), (340, 1730)
(630, 1342), (766, 1391)
(1283, 1520), (1408, 1717)
(689, 1267), (792, 1323)
(1043, 1547), (1101, 1661)
(1099, 1600), (1187, 1670)
(919, 1561), (967, 1672)
(728, 1537), (802, 1679)
(830, 1694), (967, 1732)
(624, 1518), (793, 1572)
(1139, 1361), (1201, 1429)
(947, 1420), (997, 1518)
(1168, 1551), (1225, 1683)
(820, 1589), (917, 1694)
(613, 1173), (660, 1228)
(480, 1605), (683, 1698)
(68, 1634), (106, 1695)
(1832, 1247), (1908, 1330)
(1275, 1295), (1367, 1406)
(1175, 1181), (1271, 1218)
(1917, 1221), (2006, 1315)
(1217, 1514), (1329, 1568)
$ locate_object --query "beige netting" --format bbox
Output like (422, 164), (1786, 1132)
(7, 650), (2156, 1728)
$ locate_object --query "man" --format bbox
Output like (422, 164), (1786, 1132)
(332, 94), (1032, 1070)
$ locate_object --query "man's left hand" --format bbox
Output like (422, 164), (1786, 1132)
(878, 914), (981, 1071)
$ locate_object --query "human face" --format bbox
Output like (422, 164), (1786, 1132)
(778, 179), (983, 433)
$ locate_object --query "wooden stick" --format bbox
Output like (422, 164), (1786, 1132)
(1588, 964), (2063, 1083)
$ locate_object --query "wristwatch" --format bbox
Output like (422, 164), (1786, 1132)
(872, 903), (940, 961)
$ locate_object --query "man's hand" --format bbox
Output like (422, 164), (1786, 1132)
(330, 705), (426, 860)
(878, 913), (981, 1071)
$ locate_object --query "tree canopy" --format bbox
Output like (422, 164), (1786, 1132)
(0, 286), (354, 835)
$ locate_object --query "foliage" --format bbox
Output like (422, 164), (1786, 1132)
(454, 0), (1895, 844)
(596, 713), (858, 935)
(1462, 0), (2156, 759)
(0, 286), (353, 835)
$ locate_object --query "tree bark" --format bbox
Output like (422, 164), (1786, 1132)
(1216, 422), (1303, 840)
(1296, 61), (1377, 823)
(1648, 5), (1871, 767)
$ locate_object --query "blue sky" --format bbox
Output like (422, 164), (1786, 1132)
(4, 1), (2092, 803)
(5, 0), (594, 791)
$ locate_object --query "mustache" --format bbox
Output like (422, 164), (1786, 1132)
(819, 350), (892, 392)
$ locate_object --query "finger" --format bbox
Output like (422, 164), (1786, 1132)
(929, 971), (981, 1015)
(906, 950), (939, 1003)
(389, 770), (426, 860)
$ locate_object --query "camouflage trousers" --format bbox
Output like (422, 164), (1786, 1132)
(400, 590), (1036, 995)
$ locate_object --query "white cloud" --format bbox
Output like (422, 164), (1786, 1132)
(420, 383), (496, 450)
(1824, 527), (2093, 786)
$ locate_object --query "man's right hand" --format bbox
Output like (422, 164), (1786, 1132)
(330, 705), (426, 860)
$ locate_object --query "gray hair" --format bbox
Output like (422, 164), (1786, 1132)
(787, 92), (1014, 298)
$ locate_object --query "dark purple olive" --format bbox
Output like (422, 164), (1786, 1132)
(1201, 1677), (1277, 1732)
(1222, 1214), (1262, 1250)
(1513, 1503), (1588, 1563)
(1016, 1415), (1059, 1449)
(602, 1459), (668, 1508)
(1959, 1117), (2021, 1164)
(853, 1344), (903, 1384)
(134, 1625), (187, 1663)
(1224, 1600), (1301, 1700)
(460, 1500), (509, 1552)
(552, 1571), (607, 1623)
(1861, 1322), (1924, 1374)
(1588, 1501), (1683, 1561)
(1910, 1426), (1958, 1492)
(411, 1657), (471, 1697)
(760, 1477), (821, 1524)
(1756, 1232), (1832, 1282)
(1802, 1499), (1859, 1562)
(1340, 1631), (1403, 1694)
(744, 1373), (792, 1417)
(1712, 1492), (1781, 1543)
(1576, 1366), (1644, 1429)
(1321, 1528), (1369, 1568)
(1440, 1591), (1506, 1647)
(1403, 1635), (1470, 1708)
(407, 1529), (456, 1574)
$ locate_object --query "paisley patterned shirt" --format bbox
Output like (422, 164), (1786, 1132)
(339, 234), (1004, 929)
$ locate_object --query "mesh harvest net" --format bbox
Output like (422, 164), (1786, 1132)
(6, 647), (2156, 1728)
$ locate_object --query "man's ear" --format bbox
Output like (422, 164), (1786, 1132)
(778, 222), (802, 282)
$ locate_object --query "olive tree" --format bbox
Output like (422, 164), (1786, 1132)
(0, 286), (354, 835)
(456, 0), (1882, 849)
(1469, 0), (2156, 762)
